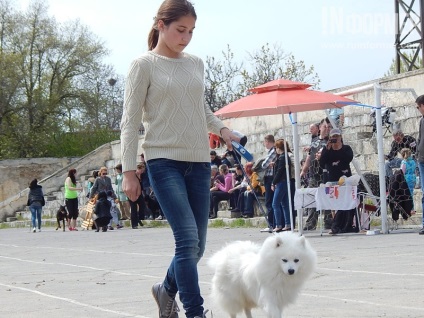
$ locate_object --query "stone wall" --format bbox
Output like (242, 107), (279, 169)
(0, 158), (78, 202)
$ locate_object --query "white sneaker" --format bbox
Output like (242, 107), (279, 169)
(155, 215), (163, 220)
(37, 229), (41, 232)
(260, 227), (271, 232)
(32, 227), (36, 233)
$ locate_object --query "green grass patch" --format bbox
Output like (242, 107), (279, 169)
(209, 219), (226, 228)
(145, 220), (169, 228)
(229, 218), (249, 228)
(0, 223), (9, 229)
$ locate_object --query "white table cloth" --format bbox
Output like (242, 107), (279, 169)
(295, 186), (357, 210)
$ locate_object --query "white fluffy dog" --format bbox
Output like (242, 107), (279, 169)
(208, 232), (317, 318)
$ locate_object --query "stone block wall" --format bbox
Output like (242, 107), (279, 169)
(0, 158), (78, 203)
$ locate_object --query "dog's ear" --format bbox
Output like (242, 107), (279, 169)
(299, 236), (306, 246)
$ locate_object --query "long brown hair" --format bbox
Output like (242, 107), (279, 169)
(29, 179), (38, 189)
(148, 0), (197, 50)
(68, 168), (77, 185)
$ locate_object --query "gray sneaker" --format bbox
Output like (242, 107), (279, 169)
(151, 282), (179, 318)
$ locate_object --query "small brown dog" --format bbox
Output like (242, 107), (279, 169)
(56, 205), (69, 231)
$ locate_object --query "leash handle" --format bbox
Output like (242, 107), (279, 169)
(231, 141), (254, 162)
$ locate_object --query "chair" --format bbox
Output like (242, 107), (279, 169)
(357, 173), (381, 231)
(357, 192), (381, 231)
(81, 200), (95, 230)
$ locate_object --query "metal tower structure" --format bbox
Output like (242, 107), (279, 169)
(394, 0), (424, 73)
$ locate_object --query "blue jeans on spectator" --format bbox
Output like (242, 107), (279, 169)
(147, 159), (210, 318)
(30, 205), (42, 229)
(264, 176), (275, 228)
(272, 181), (290, 228)
(385, 157), (402, 177)
(242, 190), (256, 216)
(418, 161), (424, 227)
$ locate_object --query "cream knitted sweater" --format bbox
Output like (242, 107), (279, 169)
(120, 51), (226, 172)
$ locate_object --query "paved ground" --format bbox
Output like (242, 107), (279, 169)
(0, 224), (423, 318)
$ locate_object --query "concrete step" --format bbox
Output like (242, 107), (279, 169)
(217, 210), (241, 218)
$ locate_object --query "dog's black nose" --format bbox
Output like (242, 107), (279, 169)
(288, 269), (295, 275)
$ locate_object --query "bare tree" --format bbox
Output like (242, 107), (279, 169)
(204, 45), (242, 111)
(204, 43), (321, 111)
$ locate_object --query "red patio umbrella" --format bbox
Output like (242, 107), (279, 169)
(214, 79), (357, 118)
(214, 79), (359, 233)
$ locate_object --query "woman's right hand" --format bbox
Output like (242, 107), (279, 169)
(122, 171), (141, 202)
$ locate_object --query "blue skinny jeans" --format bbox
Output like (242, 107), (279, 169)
(30, 205), (42, 229)
(147, 159), (210, 317)
(272, 181), (290, 228)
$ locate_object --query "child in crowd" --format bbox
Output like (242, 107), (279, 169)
(400, 148), (416, 213)
(107, 190), (123, 230)
(93, 191), (112, 232)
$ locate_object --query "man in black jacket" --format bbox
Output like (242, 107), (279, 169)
(319, 128), (356, 235)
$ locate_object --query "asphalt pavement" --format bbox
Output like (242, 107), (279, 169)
(0, 225), (423, 317)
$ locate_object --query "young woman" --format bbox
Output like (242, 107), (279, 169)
(64, 168), (83, 231)
(241, 162), (265, 218)
(209, 164), (232, 219)
(120, 1), (237, 317)
(271, 139), (293, 232)
(27, 179), (44, 232)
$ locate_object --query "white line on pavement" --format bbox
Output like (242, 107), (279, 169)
(0, 282), (151, 318)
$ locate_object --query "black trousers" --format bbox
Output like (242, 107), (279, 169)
(264, 176), (275, 228)
(129, 194), (147, 227)
(331, 208), (358, 234)
(65, 198), (79, 219)
(210, 190), (230, 216)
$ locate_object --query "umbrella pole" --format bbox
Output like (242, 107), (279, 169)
(232, 153), (268, 224)
(281, 114), (295, 231)
(291, 113), (302, 234)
